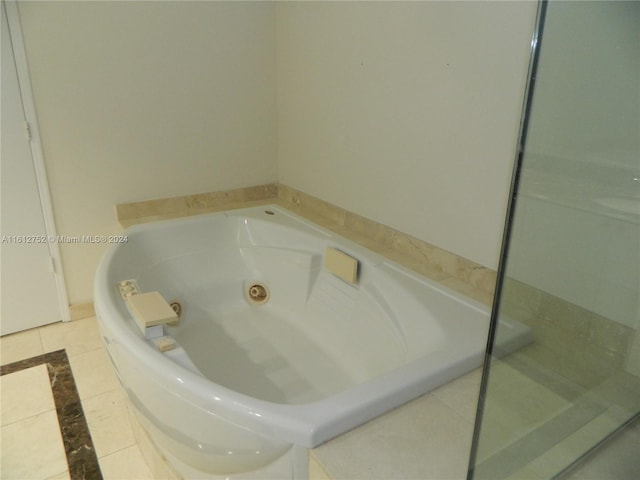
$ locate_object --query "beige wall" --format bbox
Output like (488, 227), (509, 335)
(19, 1), (537, 305)
(18, 1), (278, 303)
(277, 1), (537, 270)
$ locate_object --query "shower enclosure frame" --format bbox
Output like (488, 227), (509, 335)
(468, 0), (639, 477)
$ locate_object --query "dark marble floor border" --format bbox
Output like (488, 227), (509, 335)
(1, 349), (103, 480)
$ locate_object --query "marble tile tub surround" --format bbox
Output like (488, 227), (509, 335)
(114, 183), (635, 387)
(116, 183), (278, 228)
(115, 183), (497, 304)
(500, 277), (637, 391)
(277, 185), (497, 297)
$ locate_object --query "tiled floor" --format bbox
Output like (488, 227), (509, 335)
(561, 417), (640, 480)
(1, 365), (68, 479)
(0, 316), (154, 480)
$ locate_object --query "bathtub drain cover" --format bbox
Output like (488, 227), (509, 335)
(247, 283), (269, 305)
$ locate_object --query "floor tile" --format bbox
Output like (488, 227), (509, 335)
(0, 410), (68, 480)
(561, 417), (640, 480)
(99, 445), (154, 480)
(526, 407), (636, 479)
(46, 471), (71, 480)
(68, 347), (121, 400)
(0, 349), (103, 479)
(313, 392), (474, 480)
(0, 364), (54, 426)
(433, 367), (482, 422)
(0, 328), (43, 365)
(83, 388), (136, 458)
(309, 454), (332, 480)
(39, 316), (104, 358)
(482, 359), (571, 436)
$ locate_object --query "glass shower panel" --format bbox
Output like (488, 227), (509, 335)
(469, 1), (639, 479)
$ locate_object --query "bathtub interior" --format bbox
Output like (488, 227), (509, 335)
(106, 206), (483, 406)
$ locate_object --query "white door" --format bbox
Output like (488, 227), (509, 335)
(1, 1), (64, 335)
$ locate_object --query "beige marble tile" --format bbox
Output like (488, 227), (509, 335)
(99, 445), (155, 480)
(0, 364), (54, 426)
(0, 410), (68, 480)
(432, 368), (483, 423)
(47, 470), (71, 480)
(46, 470), (71, 480)
(344, 211), (394, 249)
(119, 213), (184, 228)
(389, 230), (496, 295)
(291, 208), (343, 231)
(116, 184), (278, 227)
(0, 328), (43, 366)
(280, 187), (346, 227)
(441, 277), (494, 306)
(116, 196), (188, 222)
(68, 347), (121, 400)
(184, 190), (233, 210)
(276, 183), (301, 206)
(477, 359), (571, 461)
(517, 289), (636, 389)
(83, 388), (135, 458)
(505, 463), (546, 480)
(307, 195), (347, 227)
(391, 231), (459, 272)
(500, 277), (542, 323)
(127, 405), (176, 480)
(313, 392), (474, 480)
(331, 226), (390, 253)
(132, 423), (172, 480)
(120, 199), (277, 228)
(523, 407), (627, 479)
(185, 183), (277, 210)
(476, 417), (524, 464)
(309, 452), (332, 480)
(464, 265), (497, 294)
(39, 316), (104, 358)
(561, 416), (640, 480)
(587, 311), (633, 357)
(379, 248), (451, 282)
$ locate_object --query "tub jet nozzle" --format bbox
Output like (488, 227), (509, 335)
(247, 283), (269, 304)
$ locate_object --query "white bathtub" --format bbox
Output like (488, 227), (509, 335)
(94, 205), (493, 477)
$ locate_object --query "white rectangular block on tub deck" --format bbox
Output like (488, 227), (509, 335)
(126, 291), (178, 334)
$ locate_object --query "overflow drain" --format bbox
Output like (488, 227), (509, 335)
(247, 283), (269, 305)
